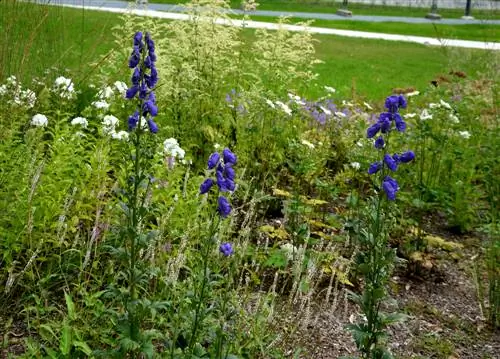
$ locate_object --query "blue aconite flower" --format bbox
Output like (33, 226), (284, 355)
(374, 136), (385, 149)
(384, 154), (398, 172)
(366, 94), (415, 201)
(222, 148), (237, 165)
(217, 196), (231, 218)
(368, 161), (382, 175)
(382, 176), (399, 201)
(200, 148), (237, 218)
(219, 242), (234, 256)
(126, 31), (159, 133)
(199, 178), (214, 194)
(366, 95), (408, 138)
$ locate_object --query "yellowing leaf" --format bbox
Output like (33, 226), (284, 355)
(302, 198), (328, 206)
(272, 188), (292, 198)
(322, 265), (353, 286)
(424, 235), (463, 251)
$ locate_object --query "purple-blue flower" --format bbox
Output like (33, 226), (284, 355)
(219, 242), (234, 256)
(208, 152), (220, 169)
(394, 114), (406, 132)
(368, 161), (382, 175)
(126, 85), (139, 99)
(399, 151), (415, 163)
(374, 136), (385, 149)
(367, 122), (381, 139)
(223, 148), (237, 165)
(200, 178), (214, 194)
(382, 176), (399, 201)
(217, 196), (231, 218)
(384, 154), (398, 172)
(147, 119), (158, 134)
(128, 111), (139, 131)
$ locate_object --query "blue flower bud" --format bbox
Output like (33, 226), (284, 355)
(382, 176), (399, 201)
(384, 154), (398, 172)
(222, 148), (237, 165)
(147, 118), (158, 134)
(217, 196), (231, 218)
(208, 152), (220, 169)
(128, 111), (139, 131)
(399, 151), (415, 163)
(199, 178), (214, 194)
(368, 161), (382, 175)
(367, 122), (381, 138)
(219, 242), (234, 256)
(126, 85), (139, 99)
(374, 136), (385, 149)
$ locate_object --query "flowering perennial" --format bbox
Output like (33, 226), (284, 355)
(200, 148), (237, 218)
(367, 95), (415, 200)
(125, 32), (159, 133)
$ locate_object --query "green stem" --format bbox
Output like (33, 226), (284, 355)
(189, 213), (221, 352)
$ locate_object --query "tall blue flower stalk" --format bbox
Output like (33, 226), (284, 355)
(187, 148), (237, 353)
(122, 31), (159, 345)
(348, 95), (414, 359)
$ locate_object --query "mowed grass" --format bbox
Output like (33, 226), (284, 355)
(151, 0), (500, 20)
(0, 1), (118, 83)
(233, 15), (500, 43)
(0, 3), (497, 100)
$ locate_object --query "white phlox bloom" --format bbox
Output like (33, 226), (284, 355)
(71, 117), (88, 128)
(112, 131), (129, 141)
(92, 100), (109, 110)
(114, 81), (128, 95)
(31, 113), (48, 127)
(420, 109), (433, 120)
(275, 101), (292, 116)
(163, 138), (186, 159)
(428, 103), (440, 109)
(54, 76), (75, 99)
(334, 111), (346, 118)
(98, 86), (114, 99)
(363, 102), (373, 110)
(449, 113), (460, 124)
(350, 162), (361, 170)
(406, 90), (420, 97)
(458, 130), (471, 139)
(102, 115), (119, 134)
(21, 89), (37, 108)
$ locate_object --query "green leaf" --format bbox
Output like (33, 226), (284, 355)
(73, 341), (93, 356)
(65, 292), (76, 321)
(59, 323), (72, 355)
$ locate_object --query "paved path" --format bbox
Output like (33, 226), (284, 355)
(53, 0), (500, 24)
(43, 1), (500, 50)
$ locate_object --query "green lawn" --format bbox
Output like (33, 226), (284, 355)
(233, 15), (500, 42)
(151, 0), (500, 20)
(1, 3), (497, 101)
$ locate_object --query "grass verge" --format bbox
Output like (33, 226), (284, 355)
(151, 0), (500, 20)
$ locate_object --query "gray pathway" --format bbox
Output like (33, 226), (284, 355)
(46, 0), (500, 24)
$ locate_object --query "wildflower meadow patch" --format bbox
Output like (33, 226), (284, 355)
(0, 1), (498, 358)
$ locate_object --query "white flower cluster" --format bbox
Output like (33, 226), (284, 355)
(420, 98), (471, 139)
(91, 80), (128, 110)
(31, 113), (48, 127)
(163, 138), (185, 159)
(101, 115), (129, 140)
(0, 75), (37, 108)
(53, 76), (75, 100)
